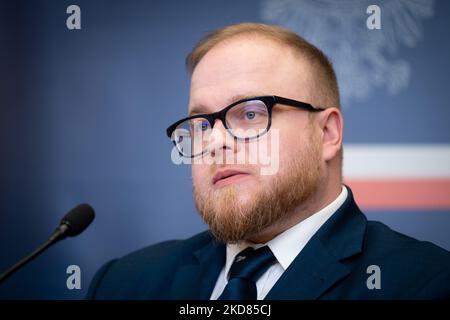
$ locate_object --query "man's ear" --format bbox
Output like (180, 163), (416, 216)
(316, 108), (343, 162)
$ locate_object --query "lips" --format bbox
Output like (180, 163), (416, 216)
(212, 169), (250, 186)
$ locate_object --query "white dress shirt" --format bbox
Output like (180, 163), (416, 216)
(210, 185), (348, 300)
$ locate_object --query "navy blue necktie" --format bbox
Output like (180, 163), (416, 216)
(218, 246), (276, 300)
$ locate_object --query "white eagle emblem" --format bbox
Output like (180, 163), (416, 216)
(260, 0), (435, 107)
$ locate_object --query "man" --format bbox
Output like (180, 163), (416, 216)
(87, 23), (450, 299)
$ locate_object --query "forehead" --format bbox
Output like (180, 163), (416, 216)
(189, 36), (314, 113)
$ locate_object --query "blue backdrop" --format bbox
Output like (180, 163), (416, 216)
(1, 0), (449, 299)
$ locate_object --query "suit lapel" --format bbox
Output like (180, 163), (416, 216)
(170, 237), (226, 299)
(266, 187), (367, 300)
(265, 236), (350, 299)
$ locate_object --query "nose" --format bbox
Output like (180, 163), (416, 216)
(207, 119), (237, 159)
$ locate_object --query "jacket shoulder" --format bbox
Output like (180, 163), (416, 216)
(354, 220), (450, 298)
(364, 220), (450, 263)
(86, 231), (213, 299)
(114, 230), (212, 265)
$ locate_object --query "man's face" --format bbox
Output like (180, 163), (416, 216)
(189, 36), (324, 243)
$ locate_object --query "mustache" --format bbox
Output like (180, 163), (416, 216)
(208, 164), (258, 177)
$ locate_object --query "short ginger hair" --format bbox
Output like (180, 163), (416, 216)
(186, 22), (340, 109)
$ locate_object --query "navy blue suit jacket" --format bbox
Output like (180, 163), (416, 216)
(87, 188), (450, 299)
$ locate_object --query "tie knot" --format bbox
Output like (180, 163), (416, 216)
(228, 246), (276, 282)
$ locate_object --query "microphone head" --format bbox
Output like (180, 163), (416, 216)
(60, 203), (95, 237)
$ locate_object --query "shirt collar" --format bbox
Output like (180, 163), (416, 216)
(224, 185), (348, 276)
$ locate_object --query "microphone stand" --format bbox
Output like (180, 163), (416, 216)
(0, 224), (69, 285)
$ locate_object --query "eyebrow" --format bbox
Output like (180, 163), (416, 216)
(188, 93), (264, 116)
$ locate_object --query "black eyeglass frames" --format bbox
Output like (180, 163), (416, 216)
(166, 95), (325, 158)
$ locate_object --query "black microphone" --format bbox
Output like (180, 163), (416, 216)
(0, 203), (95, 285)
